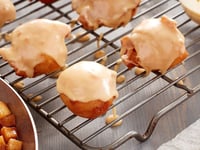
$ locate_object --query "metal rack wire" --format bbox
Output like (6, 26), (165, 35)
(1, 0), (200, 149)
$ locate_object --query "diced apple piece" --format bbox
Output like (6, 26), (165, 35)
(0, 114), (16, 127)
(0, 102), (11, 119)
(6, 138), (22, 150)
(0, 136), (6, 150)
(1, 127), (17, 143)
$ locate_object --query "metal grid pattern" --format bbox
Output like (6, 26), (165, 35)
(1, 0), (200, 149)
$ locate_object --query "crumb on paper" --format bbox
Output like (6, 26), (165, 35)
(135, 67), (145, 75)
(70, 19), (77, 28)
(97, 33), (104, 48)
(105, 114), (123, 127)
(114, 64), (119, 72)
(94, 50), (106, 59)
(175, 77), (184, 85)
(114, 59), (122, 72)
(76, 32), (90, 42)
(32, 95), (42, 102)
(178, 80), (184, 85)
(0, 34), (2, 41)
(116, 59), (122, 65)
(13, 81), (24, 89)
(69, 33), (76, 40)
(27, 93), (43, 102)
(116, 75), (125, 84)
(100, 56), (107, 66)
(27, 93), (33, 98)
(105, 107), (123, 127)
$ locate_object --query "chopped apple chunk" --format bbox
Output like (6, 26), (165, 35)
(0, 101), (22, 150)
(0, 102), (11, 119)
(0, 135), (6, 150)
(1, 127), (18, 143)
(6, 138), (22, 150)
(0, 114), (16, 127)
